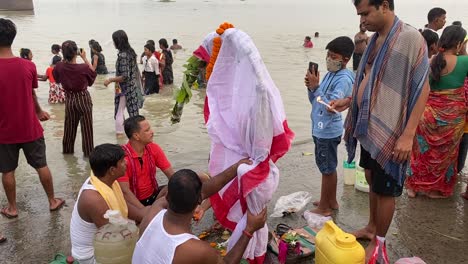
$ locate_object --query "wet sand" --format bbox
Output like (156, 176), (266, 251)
(0, 138), (467, 263)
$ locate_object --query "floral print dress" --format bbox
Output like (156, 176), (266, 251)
(114, 51), (144, 118)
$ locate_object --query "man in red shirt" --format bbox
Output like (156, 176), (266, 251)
(0, 18), (64, 218)
(118, 115), (175, 208)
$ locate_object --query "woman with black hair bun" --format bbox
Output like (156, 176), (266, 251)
(91, 41), (108, 74)
(19, 48), (32, 60)
(104, 30), (144, 137)
(406, 25), (468, 198)
(52, 40), (97, 157)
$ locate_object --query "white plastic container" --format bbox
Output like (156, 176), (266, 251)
(355, 163), (369, 193)
(94, 210), (139, 264)
(343, 161), (356, 186)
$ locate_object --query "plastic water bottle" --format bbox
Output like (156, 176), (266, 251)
(354, 163), (369, 193)
(93, 210), (139, 264)
(343, 161), (356, 186)
(303, 210), (332, 230)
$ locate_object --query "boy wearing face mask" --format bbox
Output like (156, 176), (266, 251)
(305, 36), (355, 216)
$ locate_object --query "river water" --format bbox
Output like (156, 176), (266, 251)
(0, 0), (467, 263)
(3, 0), (468, 153)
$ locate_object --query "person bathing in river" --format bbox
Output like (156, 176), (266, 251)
(38, 55), (65, 104)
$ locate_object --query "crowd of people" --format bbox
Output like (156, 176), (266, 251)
(304, 2), (467, 263)
(0, 0), (467, 263)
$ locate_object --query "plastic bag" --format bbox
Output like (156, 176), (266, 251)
(394, 257), (427, 264)
(303, 211), (332, 230)
(270, 191), (312, 217)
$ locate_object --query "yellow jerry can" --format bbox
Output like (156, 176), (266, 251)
(315, 220), (365, 264)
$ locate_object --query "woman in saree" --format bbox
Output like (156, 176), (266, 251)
(406, 25), (468, 198)
(158, 38), (174, 85)
(104, 30), (144, 136)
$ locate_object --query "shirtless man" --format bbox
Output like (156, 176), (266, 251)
(133, 159), (268, 264)
(330, 0), (429, 262)
(353, 23), (369, 71)
(170, 39), (183, 50)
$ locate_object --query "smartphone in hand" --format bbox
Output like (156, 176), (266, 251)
(309, 62), (319, 75)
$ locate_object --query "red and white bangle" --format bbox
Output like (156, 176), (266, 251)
(243, 230), (253, 239)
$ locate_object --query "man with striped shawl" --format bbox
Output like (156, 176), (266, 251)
(330, 0), (430, 263)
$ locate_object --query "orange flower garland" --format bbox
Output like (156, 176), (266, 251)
(205, 22), (235, 81)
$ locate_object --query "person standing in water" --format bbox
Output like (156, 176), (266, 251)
(170, 39), (182, 50)
(88, 39), (96, 62)
(53, 41), (97, 157)
(159, 38), (174, 85)
(38, 55), (65, 104)
(303, 36), (314, 48)
(142, 44), (160, 95)
(104, 30), (144, 137)
(19, 48), (33, 61)
(91, 41), (108, 74)
(50, 44), (61, 65)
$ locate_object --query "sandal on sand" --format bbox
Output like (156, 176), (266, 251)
(276, 223), (293, 237)
(1, 207), (18, 219)
(368, 241), (390, 264)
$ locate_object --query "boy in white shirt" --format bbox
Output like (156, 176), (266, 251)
(142, 43), (160, 95)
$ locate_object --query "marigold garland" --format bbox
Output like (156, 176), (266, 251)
(205, 22), (235, 81)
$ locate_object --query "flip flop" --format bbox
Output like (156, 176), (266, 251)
(50, 198), (65, 212)
(1, 207), (18, 219)
(276, 223), (292, 237)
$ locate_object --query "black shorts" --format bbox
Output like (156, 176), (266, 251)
(353, 53), (363, 71)
(139, 185), (166, 206)
(0, 137), (48, 173)
(143, 71), (160, 95)
(359, 145), (403, 197)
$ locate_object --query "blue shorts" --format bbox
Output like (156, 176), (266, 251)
(313, 136), (341, 175)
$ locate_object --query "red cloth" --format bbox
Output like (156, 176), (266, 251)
(193, 45), (210, 63)
(303, 41), (313, 48)
(52, 62), (96, 93)
(46, 67), (56, 83)
(118, 142), (171, 200)
(154, 51), (164, 87)
(0, 58), (43, 144)
(406, 88), (466, 196)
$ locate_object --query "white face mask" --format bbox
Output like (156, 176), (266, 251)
(326, 57), (343, 72)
